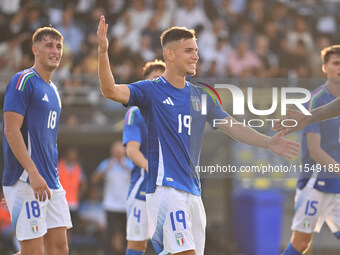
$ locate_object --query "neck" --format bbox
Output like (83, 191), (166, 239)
(32, 64), (52, 84)
(326, 79), (340, 97)
(163, 70), (186, 89)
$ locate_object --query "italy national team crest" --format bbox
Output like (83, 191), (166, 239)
(31, 220), (39, 233)
(303, 218), (311, 230)
(191, 96), (201, 111)
(175, 232), (185, 246)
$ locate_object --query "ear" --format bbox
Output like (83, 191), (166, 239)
(322, 64), (326, 74)
(164, 48), (174, 62)
(32, 45), (38, 57)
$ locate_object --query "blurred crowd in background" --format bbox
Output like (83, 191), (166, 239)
(0, 0), (339, 87)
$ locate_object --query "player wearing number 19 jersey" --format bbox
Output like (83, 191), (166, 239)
(126, 76), (228, 254)
(98, 16), (300, 255)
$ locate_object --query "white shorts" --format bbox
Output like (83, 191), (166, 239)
(3, 180), (72, 241)
(126, 198), (150, 241)
(146, 186), (206, 255)
(291, 187), (340, 236)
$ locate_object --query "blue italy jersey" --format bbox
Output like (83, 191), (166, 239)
(2, 68), (62, 189)
(126, 76), (228, 196)
(123, 106), (148, 201)
(297, 84), (340, 193)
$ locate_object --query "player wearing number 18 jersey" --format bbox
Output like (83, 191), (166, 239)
(2, 27), (71, 255)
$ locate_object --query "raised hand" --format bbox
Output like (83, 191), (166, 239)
(97, 15), (109, 54)
(269, 130), (300, 159)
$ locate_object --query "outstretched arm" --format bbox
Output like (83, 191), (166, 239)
(97, 15), (130, 104)
(273, 98), (340, 134)
(217, 116), (300, 159)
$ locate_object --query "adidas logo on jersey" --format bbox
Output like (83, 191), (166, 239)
(162, 97), (174, 105)
(42, 94), (49, 102)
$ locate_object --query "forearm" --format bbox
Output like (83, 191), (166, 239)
(91, 171), (105, 184)
(98, 51), (117, 100)
(310, 149), (338, 168)
(311, 98), (340, 122)
(4, 129), (40, 177)
(127, 148), (148, 171)
(217, 120), (270, 148)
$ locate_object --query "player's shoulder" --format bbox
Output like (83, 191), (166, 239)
(307, 85), (331, 110)
(9, 68), (37, 90)
(125, 106), (141, 123)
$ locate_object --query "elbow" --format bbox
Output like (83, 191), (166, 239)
(101, 89), (115, 100)
(4, 126), (14, 140)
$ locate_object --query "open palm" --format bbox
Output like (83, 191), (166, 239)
(269, 131), (300, 159)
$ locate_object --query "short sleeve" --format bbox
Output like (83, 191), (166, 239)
(206, 95), (229, 129)
(126, 80), (152, 109)
(3, 73), (33, 116)
(123, 108), (142, 146)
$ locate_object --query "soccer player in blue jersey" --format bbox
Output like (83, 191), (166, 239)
(2, 27), (72, 255)
(282, 46), (340, 255)
(123, 60), (166, 255)
(97, 15), (299, 255)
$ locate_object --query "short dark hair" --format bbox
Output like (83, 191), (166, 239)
(32, 26), (63, 44)
(160, 26), (196, 48)
(143, 59), (166, 79)
(321, 45), (340, 64)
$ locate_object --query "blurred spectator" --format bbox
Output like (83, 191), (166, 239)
(141, 16), (163, 57)
(247, 0), (266, 33)
(286, 16), (314, 52)
(309, 35), (331, 77)
(139, 34), (156, 62)
(263, 18), (286, 62)
(128, 0), (152, 33)
(0, 33), (22, 74)
(214, 0), (245, 31)
(78, 185), (106, 238)
(231, 18), (256, 50)
(56, 4), (84, 54)
(111, 12), (140, 52)
(22, 5), (46, 33)
(0, 0), (21, 16)
(175, 0), (211, 30)
(65, 114), (79, 129)
(82, 45), (98, 75)
(198, 19), (228, 68)
(63, 63), (84, 87)
(270, 2), (291, 33)
(254, 34), (279, 78)
(153, 0), (174, 30)
(227, 41), (262, 78)
(58, 147), (87, 229)
(91, 141), (132, 255)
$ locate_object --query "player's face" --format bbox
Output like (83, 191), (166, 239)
(34, 35), (63, 71)
(173, 38), (199, 76)
(147, 69), (164, 79)
(323, 54), (340, 84)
